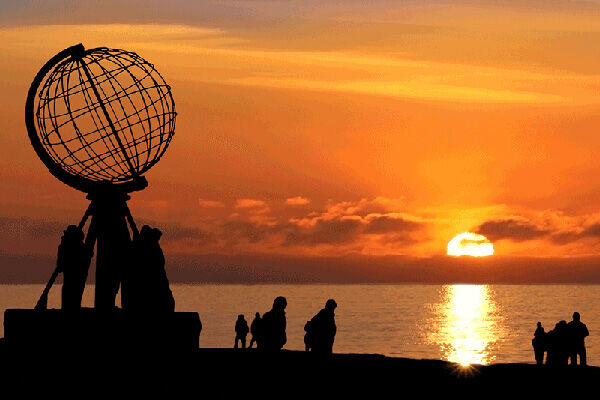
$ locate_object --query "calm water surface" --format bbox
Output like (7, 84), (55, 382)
(1, 284), (598, 365)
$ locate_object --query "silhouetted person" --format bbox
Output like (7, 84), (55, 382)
(58, 225), (93, 310)
(127, 225), (175, 312)
(234, 314), (249, 349)
(304, 320), (313, 351)
(532, 322), (546, 366)
(259, 296), (287, 351)
(547, 320), (569, 366)
(307, 299), (337, 355)
(249, 312), (261, 349)
(567, 312), (589, 366)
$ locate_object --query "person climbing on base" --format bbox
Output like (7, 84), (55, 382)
(58, 225), (93, 310)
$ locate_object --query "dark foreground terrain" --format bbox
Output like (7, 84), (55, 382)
(0, 344), (597, 396)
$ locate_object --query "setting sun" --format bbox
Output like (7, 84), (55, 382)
(447, 232), (494, 257)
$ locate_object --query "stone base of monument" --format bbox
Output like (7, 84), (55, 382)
(3, 309), (201, 353)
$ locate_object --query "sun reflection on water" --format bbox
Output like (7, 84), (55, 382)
(431, 284), (502, 366)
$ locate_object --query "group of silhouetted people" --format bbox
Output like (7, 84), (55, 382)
(234, 297), (338, 355)
(532, 312), (589, 366)
(233, 312), (262, 349)
(124, 225), (175, 312)
(58, 223), (174, 312)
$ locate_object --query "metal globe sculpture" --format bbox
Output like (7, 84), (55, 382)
(26, 44), (176, 193)
(26, 44), (178, 310)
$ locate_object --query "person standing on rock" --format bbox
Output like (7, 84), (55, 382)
(235, 314), (250, 349)
(532, 321), (546, 366)
(249, 312), (261, 349)
(567, 312), (589, 366)
(308, 299), (337, 355)
(260, 296), (287, 351)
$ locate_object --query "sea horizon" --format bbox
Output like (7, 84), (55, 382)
(2, 283), (597, 366)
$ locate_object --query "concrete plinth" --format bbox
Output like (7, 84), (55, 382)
(3, 308), (201, 353)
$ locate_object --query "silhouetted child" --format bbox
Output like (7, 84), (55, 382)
(260, 296), (287, 351)
(532, 322), (546, 365)
(308, 299), (337, 355)
(235, 314), (250, 349)
(304, 320), (313, 351)
(249, 312), (261, 349)
(567, 312), (589, 366)
(58, 225), (93, 310)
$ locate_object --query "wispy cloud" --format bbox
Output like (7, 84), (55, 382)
(198, 199), (225, 208)
(235, 198), (268, 209)
(285, 196), (310, 205)
(2, 24), (591, 105)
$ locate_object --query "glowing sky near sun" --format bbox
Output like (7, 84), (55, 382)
(2, 1), (600, 278)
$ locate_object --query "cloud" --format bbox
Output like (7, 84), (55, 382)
(473, 214), (600, 246)
(285, 196), (310, 205)
(135, 219), (216, 242)
(551, 222), (600, 244)
(0, 216), (66, 239)
(221, 220), (272, 244)
(231, 76), (566, 104)
(198, 199), (225, 208)
(313, 197), (406, 220)
(9, 23), (569, 113)
(581, 223), (600, 238)
(283, 207), (426, 247)
(159, 225), (213, 242)
(475, 217), (549, 241)
(363, 213), (422, 234)
(235, 198), (268, 209)
(285, 217), (363, 246)
(148, 200), (169, 209)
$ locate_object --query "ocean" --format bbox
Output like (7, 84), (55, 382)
(1, 284), (598, 365)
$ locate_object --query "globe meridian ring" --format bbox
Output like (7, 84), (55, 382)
(25, 44), (176, 194)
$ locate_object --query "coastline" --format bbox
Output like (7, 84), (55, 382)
(1, 346), (598, 395)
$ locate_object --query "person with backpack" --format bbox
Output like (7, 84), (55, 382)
(260, 296), (287, 351)
(308, 299), (337, 355)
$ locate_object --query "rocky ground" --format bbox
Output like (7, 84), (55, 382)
(0, 345), (597, 396)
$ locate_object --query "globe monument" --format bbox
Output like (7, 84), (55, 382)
(5, 44), (200, 352)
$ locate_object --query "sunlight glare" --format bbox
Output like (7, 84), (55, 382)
(447, 232), (494, 257)
(433, 285), (502, 366)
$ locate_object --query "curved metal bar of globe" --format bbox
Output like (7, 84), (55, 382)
(76, 57), (138, 180)
(26, 44), (87, 192)
(34, 203), (95, 310)
(25, 43), (147, 194)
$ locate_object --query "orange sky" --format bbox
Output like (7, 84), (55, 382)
(3, 1), (600, 282)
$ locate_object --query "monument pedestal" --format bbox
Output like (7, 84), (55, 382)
(3, 309), (201, 353)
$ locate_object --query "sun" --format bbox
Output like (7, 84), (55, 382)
(447, 232), (494, 257)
